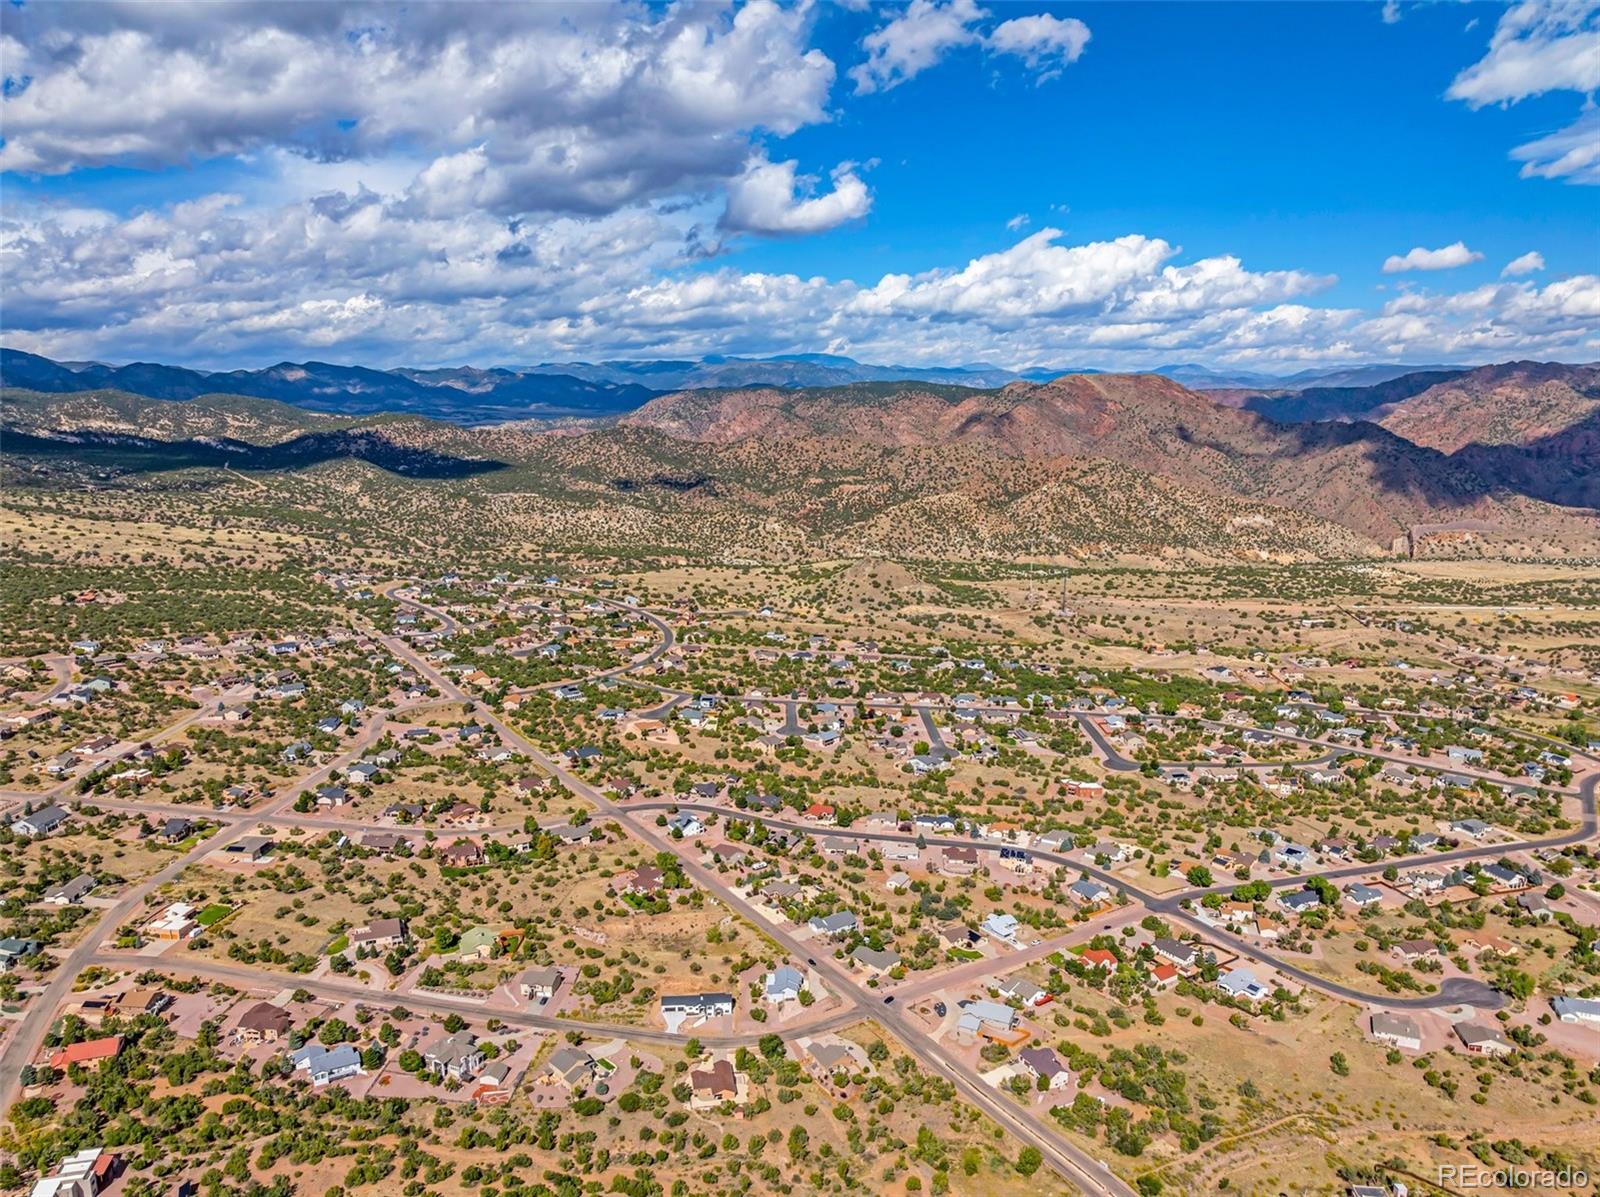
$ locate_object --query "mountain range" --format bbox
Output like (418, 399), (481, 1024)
(5, 358), (1597, 562)
(1, 347), (1480, 424)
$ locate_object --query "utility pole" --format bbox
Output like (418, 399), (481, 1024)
(1056, 569), (1073, 618)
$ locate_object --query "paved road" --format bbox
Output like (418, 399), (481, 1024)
(620, 795), (1590, 1014)
(1, 653), (77, 704)
(83, 954), (776, 1050)
(0, 715), (393, 1111)
(8, 579), (1591, 1195)
(1072, 713), (1141, 773)
(0, 700), (215, 807)
(374, 609), (1136, 1197)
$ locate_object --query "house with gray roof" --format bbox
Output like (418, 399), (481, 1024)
(849, 945), (900, 973)
(1551, 995), (1600, 1025)
(1369, 1012), (1421, 1051)
(763, 966), (805, 1003)
(291, 1043), (364, 1086)
(44, 874), (96, 906)
(808, 911), (858, 938)
(1344, 883), (1384, 908)
(1455, 1022), (1512, 1055)
(1217, 967), (1268, 1003)
(541, 1046), (595, 1089)
(956, 999), (1017, 1036)
(422, 1030), (484, 1081)
(12, 805), (70, 838)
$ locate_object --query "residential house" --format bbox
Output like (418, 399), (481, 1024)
(1217, 967), (1268, 1003)
(223, 835), (273, 862)
(291, 1043), (364, 1085)
(805, 1039), (867, 1081)
(625, 865), (665, 896)
(1018, 1046), (1072, 1091)
(44, 874), (96, 906)
(995, 977), (1048, 1007)
(12, 804), (70, 838)
(1069, 878), (1112, 907)
(518, 965), (563, 1002)
(660, 992), (735, 1020)
(1370, 1012), (1422, 1052)
(439, 839), (485, 867)
(1455, 1022), (1512, 1056)
(457, 925), (503, 959)
(981, 912), (1020, 944)
(1149, 963), (1180, 989)
(146, 902), (201, 941)
(763, 965), (805, 1004)
(422, 1031), (484, 1081)
(49, 1035), (124, 1071)
(849, 945), (900, 973)
(809, 911), (858, 939)
(667, 811), (704, 837)
(237, 1002), (294, 1044)
(940, 845), (979, 875)
(541, 1046), (595, 1090)
(689, 1058), (741, 1103)
(1344, 883), (1384, 909)
(348, 917), (408, 950)
(955, 999), (1017, 1036)
(1518, 891), (1553, 920)
(1551, 996), (1600, 1025)
(0, 937), (41, 970)
(24, 1146), (119, 1197)
(1278, 889), (1322, 915)
(1391, 938), (1438, 964)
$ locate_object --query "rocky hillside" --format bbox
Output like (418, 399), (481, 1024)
(9, 376), (1599, 562)
(619, 372), (1583, 544)
(1373, 361), (1600, 452)
(1231, 361), (1598, 450)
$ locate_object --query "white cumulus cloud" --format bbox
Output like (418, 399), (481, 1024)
(721, 156), (872, 236)
(1502, 250), (1546, 276)
(850, 0), (1090, 93)
(987, 13), (1091, 80)
(1381, 242), (1485, 273)
(851, 0), (989, 93)
(1448, 1), (1600, 185)
(0, 1), (838, 216)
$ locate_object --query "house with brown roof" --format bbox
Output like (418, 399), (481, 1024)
(689, 1057), (741, 1104)
(1391, 938), (1439, 963)
(939, 845), (979, 876)
(237, 1001), (294, 1044)
(439, 838), (485, 867)
(626, 865), (665, 895)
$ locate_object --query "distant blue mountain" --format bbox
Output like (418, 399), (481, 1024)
(1, 345), (1474, 424)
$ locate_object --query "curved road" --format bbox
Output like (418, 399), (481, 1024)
(8, 577), (1592, 1196)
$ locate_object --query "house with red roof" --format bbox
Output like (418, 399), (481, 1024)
(49, 1034), (123, 1071)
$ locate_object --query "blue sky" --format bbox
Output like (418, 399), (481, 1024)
(2, 0), (1596, 372)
